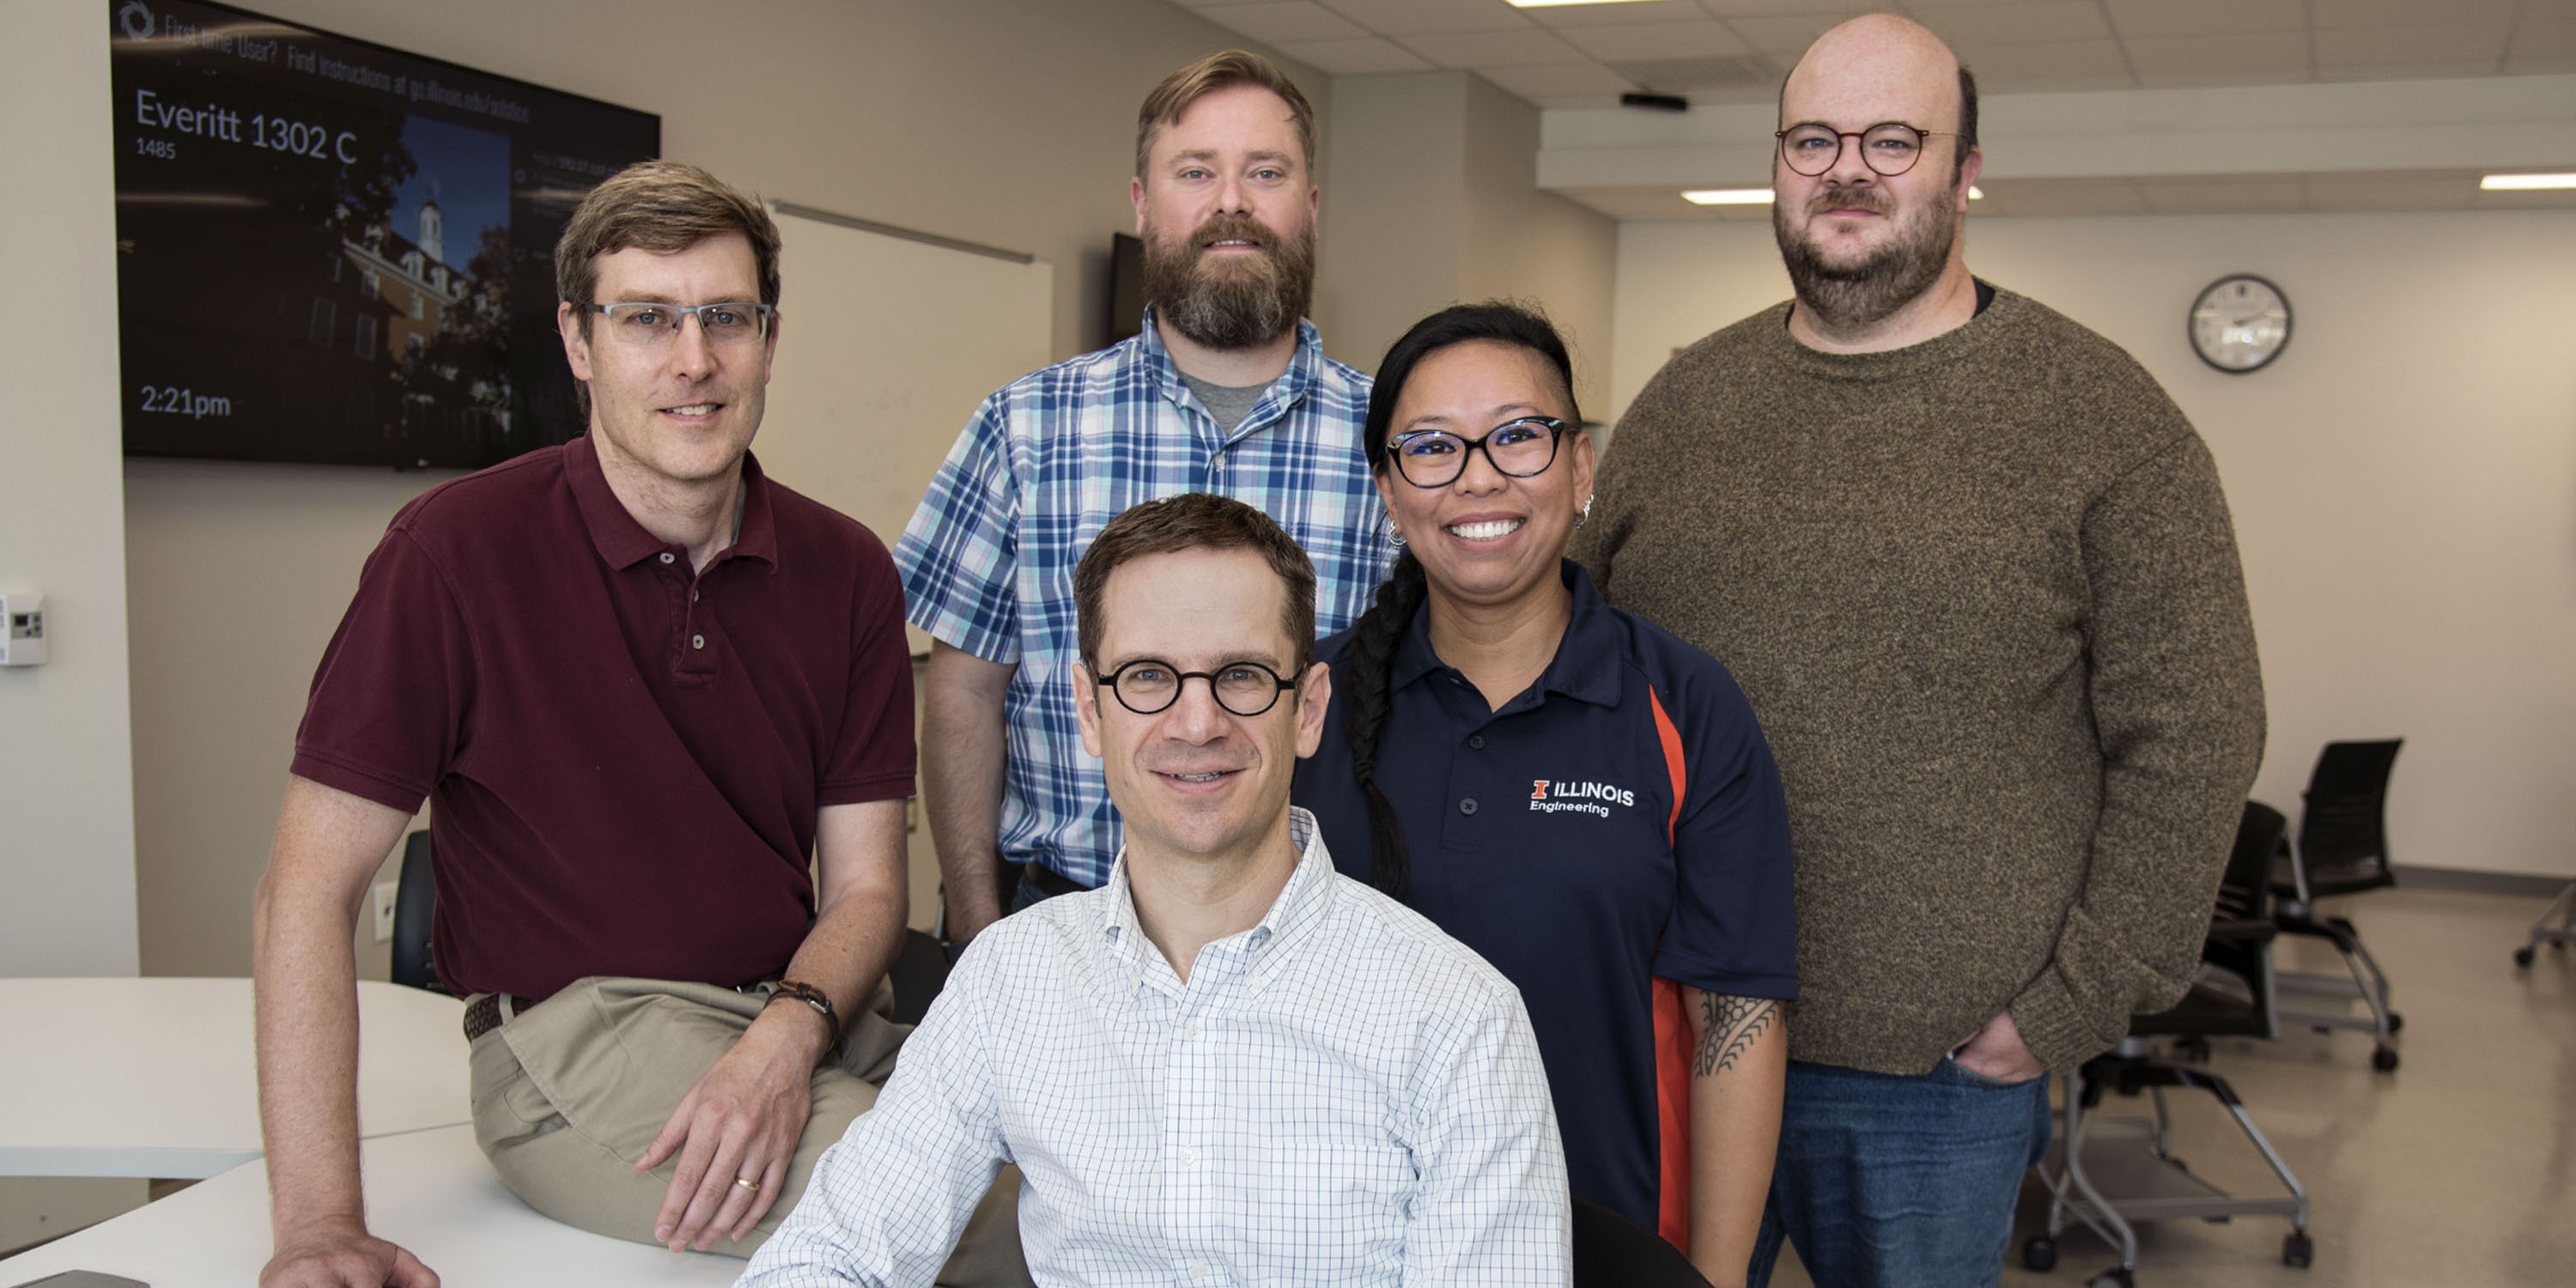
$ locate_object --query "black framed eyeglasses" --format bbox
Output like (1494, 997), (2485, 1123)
(1775, 122), (1959, 177)
(1091, 659), (1297, 717)
(1389, 416), (1569, 489)
(586, 301), (777, 347)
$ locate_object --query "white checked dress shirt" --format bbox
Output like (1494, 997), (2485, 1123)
(740, 810), (1570, 1287)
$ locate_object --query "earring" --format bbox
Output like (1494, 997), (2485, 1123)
(1388, 527), (1407, 547)
(1576, 495), (1594, 529)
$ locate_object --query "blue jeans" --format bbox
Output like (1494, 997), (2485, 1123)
(1008, 870), (1059, 914)
(1747, 1056), (2051, 1288)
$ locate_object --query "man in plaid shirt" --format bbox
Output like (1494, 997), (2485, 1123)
(897, 50), (1393, 945)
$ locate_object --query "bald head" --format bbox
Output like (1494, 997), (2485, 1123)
(1783, 15), (1978, 169)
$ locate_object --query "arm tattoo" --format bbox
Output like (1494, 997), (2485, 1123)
(1693, 993), (1779, 1078)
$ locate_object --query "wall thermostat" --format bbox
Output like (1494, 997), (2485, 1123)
(1, 591), (46, 666)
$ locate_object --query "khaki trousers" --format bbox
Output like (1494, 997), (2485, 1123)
(467, 975), (1026, 1284)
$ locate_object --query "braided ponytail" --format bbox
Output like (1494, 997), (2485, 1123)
(1345, 299), (1583, 903)
(1341, 550), (1428, 900)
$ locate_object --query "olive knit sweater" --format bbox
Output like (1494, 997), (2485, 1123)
(1572, 286), (2264, 1076)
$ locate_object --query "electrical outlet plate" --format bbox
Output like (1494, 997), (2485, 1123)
(372, 882), (398, 943)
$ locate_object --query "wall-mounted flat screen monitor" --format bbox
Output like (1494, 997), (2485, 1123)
(1105, 232), (1145, 345)
(110, 0), (659, 470)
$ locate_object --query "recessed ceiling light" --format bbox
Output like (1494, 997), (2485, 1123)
(1969, 185), (1984, 199)
(2481, 173), (2576, 191)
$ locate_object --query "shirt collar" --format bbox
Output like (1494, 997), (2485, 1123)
(564, 433), (778, 572)
(1388, 559), (1624, 708)
(1097, 807), (1336, 972)
(1139, 304), (1325, 444)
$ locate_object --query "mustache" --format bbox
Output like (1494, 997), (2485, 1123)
(1188, 213), (1273, 254)
(1806, 185), (1893, 217)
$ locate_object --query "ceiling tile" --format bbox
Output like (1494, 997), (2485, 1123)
(2315, 24), (2509, 65)
(1271, 36), (1437, 73)
(1400, 27), (1592, 65)
(1476, 62), (1641, 99)
(2502, 55), (2576, 73)
(1722, 12), (1861, 58)
(2516, 0), (2576, 17)
(2123, 31), (2309, 79)
(1515, 0), (1706, 27)
(1946, 38), (2132, 84)
(1558, 19), (1753, 59)
(2301, 172), (2477, 212)
(1194, 3), (1373, 45)
(2314, 59), (2503, 82)
(1904, 2), (2113, 46)
(2311, 0), (2514, 28)
(2100, 0), (2303, 39)
(2507, 21), (2576, 58)
(2136, 177), (2306, 214)
(1315, 0), (1533, 36)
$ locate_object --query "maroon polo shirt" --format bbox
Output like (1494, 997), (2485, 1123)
(290, 434), (916, 1000)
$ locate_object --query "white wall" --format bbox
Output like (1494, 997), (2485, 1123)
(1, 0), (140, 977)
(1611, 210), (2576, 880)
(1322, 70), (1617, 409)
(0, 0), (153, 1252)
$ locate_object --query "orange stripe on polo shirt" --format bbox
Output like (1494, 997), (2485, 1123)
(1648, 687), (1692, 1254)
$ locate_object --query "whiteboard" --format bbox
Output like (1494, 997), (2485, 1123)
(754, 203), (1054, 655)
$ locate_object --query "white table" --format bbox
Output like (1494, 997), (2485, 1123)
(0, 1124), (743, 1286)
(0, 977), (469, 1178)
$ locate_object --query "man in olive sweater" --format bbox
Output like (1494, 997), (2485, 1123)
(1572, 15), (2263, 1287)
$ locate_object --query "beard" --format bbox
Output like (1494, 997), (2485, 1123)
(1773, 178), (1961, 335)
(1141, 211), (1316, 351)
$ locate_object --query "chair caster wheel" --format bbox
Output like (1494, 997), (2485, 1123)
(2371, 1046), (2399, 1072)
(2386, 1012), (2403, 1033)
(2283, 1230), (2314, 1267)
(2022, 1236), (2057, 1272)
(2087, 1269), (2135, 1288)
(2517, 946), (2537, 968)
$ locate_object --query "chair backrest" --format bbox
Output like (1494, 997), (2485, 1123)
(391, 829), (440, 993)
(1571, 1199), (1712, 1288)
(2136, 800), (2283, 1042)
(888, 927), (952, 1026)
(2219, 800), (2288, 926)
(2296, 739), (2402, 896)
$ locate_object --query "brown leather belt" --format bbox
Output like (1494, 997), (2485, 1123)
(462, 990), (541, 1042)
(1024, 860), (1084, 900)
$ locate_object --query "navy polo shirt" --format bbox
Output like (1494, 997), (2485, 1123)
(1293, 561), (1796, 1240)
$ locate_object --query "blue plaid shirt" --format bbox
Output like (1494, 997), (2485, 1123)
(896, 311), (1392, 888)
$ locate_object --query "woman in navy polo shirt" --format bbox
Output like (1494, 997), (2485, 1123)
(1292, 303), (1796, 1283)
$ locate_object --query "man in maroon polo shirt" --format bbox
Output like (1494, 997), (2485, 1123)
(250, 161), (1024, 1288)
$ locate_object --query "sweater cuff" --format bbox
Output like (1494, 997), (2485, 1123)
(2008, 961), (2111, 1074)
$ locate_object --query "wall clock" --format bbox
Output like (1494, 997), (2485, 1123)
(2189, 274), (2292, 374)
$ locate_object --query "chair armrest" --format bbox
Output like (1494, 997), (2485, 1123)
(2206, 919), (2278, 945)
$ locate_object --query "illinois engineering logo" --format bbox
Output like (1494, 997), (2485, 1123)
(1529, 778), (1634, 819)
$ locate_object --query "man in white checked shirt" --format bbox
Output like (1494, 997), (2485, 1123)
(744, 494), (1570, 1287)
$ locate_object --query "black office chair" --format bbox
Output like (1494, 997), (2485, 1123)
(2269, 739), (2403, 1071)
(2027, 801), (2312, 1285)
(888, 928), (953, 1025)
(390, 829), (442, 993)
(1571, 1199), (1711, 1288)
